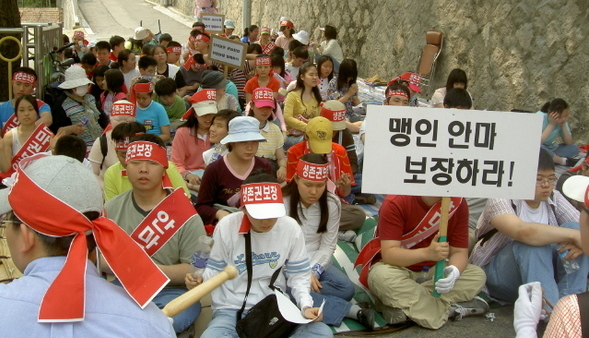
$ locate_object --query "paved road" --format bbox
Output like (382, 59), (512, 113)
(76, 0), (193, 44)
(74, 1), (521, 337)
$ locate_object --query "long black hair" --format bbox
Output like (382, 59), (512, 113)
(540, 98), (569, 114)
(317, 55), (334, 82)
(336, 59), (358, 92)
(445, 68), (468, 92)
(282, 153), (338, 233)
(295, 62), (323, 104)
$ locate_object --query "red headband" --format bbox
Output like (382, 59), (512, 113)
(166, 46), (181, 54)
(125, 141), (168, 168)
(133, 82), (153, 94)
(13, 72), (36, 85)
(8, 155), (168, 321)
(241, 183), (283, 205)
(321, 106), (346, 123)
(255, 56), (272, 66)
(386, 89), (409, 99)
(296, 160), (329, 181)
(195, 34), (210, 43)
(115, 137), (130, 151)
(110, 101), (136, 117)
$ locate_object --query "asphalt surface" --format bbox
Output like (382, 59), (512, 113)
(74, 1), (522, 336)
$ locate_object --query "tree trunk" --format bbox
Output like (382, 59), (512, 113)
(0, 0), (22, 101)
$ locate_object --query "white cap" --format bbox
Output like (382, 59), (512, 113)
(562, 175), (589, 207)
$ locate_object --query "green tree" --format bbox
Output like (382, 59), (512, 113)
(0, 0), (22, 101)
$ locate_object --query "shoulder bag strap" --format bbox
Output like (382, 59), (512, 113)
(236, 232), (253, 320)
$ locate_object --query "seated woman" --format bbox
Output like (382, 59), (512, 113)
(311, 25), (344, 73)
(538, 98), (579, 166)
(327, 59), (362, 132)
(171, 89), (218, 192)
(283, 62), (322, 149)
(196, 116), (272, 225)
(430, 68), (473, 108)
(283, 153), (374, 330)
(1, 95), (53, 175)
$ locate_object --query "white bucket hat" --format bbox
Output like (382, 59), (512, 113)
(293, 30), (310, 45)
(220, 116), (267, 145)
(134, 27), (150, 40)
(58, 66), (93, 90)
(562, 175), (589, 208)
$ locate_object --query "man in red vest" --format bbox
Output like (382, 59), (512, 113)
(104, 134), (206, 334)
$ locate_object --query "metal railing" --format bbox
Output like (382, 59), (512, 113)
(0, 23), (62, 100)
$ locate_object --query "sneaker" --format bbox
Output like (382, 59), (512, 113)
(354, 194), (377, 205)
(566, 157), (580, 167)
(356, 302), (375, 331)
(448, 296), (490, 321)
(338, 230), (357, 242)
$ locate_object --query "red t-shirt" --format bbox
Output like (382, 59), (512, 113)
(378, 195), (469, 271)
(243, 76), (281, 94)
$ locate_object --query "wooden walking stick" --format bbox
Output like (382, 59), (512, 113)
(433, 197), (450, 297)
(162, 265), (238, 317)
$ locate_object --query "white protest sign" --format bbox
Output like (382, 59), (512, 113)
(362, 106), (543, 199)
(209, 35), (247, 69)
(201, 14), (225, 34)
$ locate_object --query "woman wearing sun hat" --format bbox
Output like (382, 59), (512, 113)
(196, 116), (273, 225)
(59, 66), (103, 153)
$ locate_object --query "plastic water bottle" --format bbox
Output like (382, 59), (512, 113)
(558, 245), (580, 274)
(416, 266), (430, 284)
(191, 235), (213, 277)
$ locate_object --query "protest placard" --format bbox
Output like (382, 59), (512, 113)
(209, 35), (247, 70)
(362, 106), (543, 199)
(201, 14), (225, 34)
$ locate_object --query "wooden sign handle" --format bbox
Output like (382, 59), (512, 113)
(162, 265), (238, 317)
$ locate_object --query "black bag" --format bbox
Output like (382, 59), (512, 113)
(235, 232), (298, 338)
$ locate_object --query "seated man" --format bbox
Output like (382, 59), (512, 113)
(200, 172), (332, 337)
(104, 135), (206, 334)
(470, 148), (589, 309)
(514, 175), (589, 337)
(0, 155), (173, 337)
(286, 116), (366, 236)
(0, 67), (52, 134)
(366, 194), (487, 329)
(103, 122), (189, 201)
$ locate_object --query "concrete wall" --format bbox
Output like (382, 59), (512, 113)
(172, 0), (589, 142)
(19, 8), (63, 24)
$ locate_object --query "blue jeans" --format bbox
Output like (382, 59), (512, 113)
(541, 143), (579, 158)
(201, 308), (333, 337)
(112, 279), (200, 333)
(310, 265), (356, 326)
(484, 221), (589, 307)
(284, 135), (304, 151)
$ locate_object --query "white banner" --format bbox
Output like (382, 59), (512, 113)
(209, 35), (247, 69)
(362, 106), (543, 199)
(201, 14), (225, 34)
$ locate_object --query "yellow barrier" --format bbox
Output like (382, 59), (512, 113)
(0, 36), (23, 100)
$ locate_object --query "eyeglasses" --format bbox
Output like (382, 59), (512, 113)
(536, 177), (557, 186)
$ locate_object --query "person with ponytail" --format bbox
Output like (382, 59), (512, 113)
(538, 98), (579, 166)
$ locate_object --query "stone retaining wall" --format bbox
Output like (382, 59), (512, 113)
(171, 0), (589, 142)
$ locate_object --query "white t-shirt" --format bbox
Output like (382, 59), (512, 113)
(513, 200), (549, 224)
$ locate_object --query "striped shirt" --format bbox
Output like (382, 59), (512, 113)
(470, 190), (580, 268)
(256, 121), (284, 159)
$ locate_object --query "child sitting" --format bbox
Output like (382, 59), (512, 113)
(154, 78), (186, 130)
(130, 79), (171, 142)
(100, 69), (127, 116)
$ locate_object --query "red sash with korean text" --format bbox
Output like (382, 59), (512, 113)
(354, 197), (463, 288)
(3, 124), (53, 177)
(130, 188), (196, 256)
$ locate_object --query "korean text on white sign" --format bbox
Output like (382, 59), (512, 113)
(201, 14), (225, 34)
(362, 106), (543, 199)
(209, 35), (246, 69)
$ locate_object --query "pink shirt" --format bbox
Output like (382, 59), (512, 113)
(171, 126), (211, 174)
